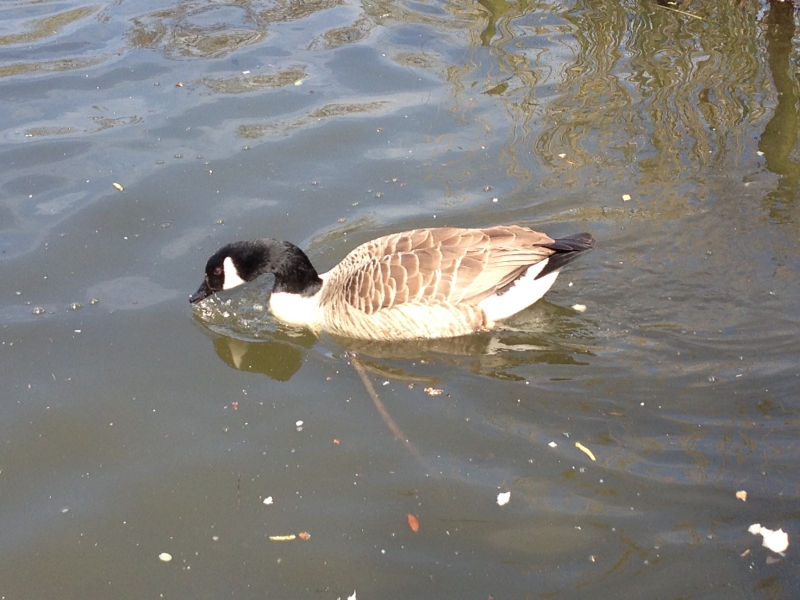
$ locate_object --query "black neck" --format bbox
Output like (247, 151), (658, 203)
(270, 241), (323, 296)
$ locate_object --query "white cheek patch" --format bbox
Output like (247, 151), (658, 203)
(222, 256), (246, 290)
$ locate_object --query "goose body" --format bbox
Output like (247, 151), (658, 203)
(190, 226), (595, 341)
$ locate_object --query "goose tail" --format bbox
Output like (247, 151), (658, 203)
(535, 233), (596, 279)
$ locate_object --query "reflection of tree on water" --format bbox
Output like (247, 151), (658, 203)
(476, 0), (513, 47)
(128, 0), (345, 58)
(445, 0), (771, 214)
(125, 0), (791, 226)
(759, 1), (800, 224)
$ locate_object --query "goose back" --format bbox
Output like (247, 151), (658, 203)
(317, 226), (560, 339)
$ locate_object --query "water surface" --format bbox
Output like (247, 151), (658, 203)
(1, 0), (799, 598)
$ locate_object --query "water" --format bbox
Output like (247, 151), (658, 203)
(1, 0), (799, 598)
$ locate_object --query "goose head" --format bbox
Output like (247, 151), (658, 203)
(189, 239), (322, 304)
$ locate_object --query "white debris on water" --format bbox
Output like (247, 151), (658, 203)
(749, 524), (789, 554)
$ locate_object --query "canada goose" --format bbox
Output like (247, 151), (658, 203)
(189, 226), (595, 340)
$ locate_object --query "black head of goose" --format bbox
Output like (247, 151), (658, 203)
(190, 226), (595, 341)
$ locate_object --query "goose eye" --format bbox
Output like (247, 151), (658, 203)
(213, 266), (223, 275)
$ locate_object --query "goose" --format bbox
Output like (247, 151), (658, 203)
(189, 226), (595, 341)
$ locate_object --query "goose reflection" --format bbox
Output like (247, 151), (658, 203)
(192, 289), (594, 381)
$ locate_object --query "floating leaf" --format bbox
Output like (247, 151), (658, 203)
(112, 182), (124, 191)
(407, 514), (420, 532)
(575, 442), (596, 461)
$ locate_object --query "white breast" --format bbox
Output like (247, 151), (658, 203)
(268, 273), (328, 329)
(269, 291), (323, 329)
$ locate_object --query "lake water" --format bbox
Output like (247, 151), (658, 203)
(1, 0), (798, 598)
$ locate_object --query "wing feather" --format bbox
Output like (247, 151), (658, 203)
(331, 226), (557, 314)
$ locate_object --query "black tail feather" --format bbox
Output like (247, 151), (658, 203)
(535, 232), (595, 279)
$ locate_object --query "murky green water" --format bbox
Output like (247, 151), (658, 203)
(1, 0), (798, 598)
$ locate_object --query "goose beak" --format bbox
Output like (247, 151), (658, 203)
(189, 280), (213, 304)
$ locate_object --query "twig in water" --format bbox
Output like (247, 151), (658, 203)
(655, 4), (704, 20)
(349, 353), (427, 470)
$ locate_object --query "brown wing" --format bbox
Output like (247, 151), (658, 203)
(335, 226), (556, 315)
